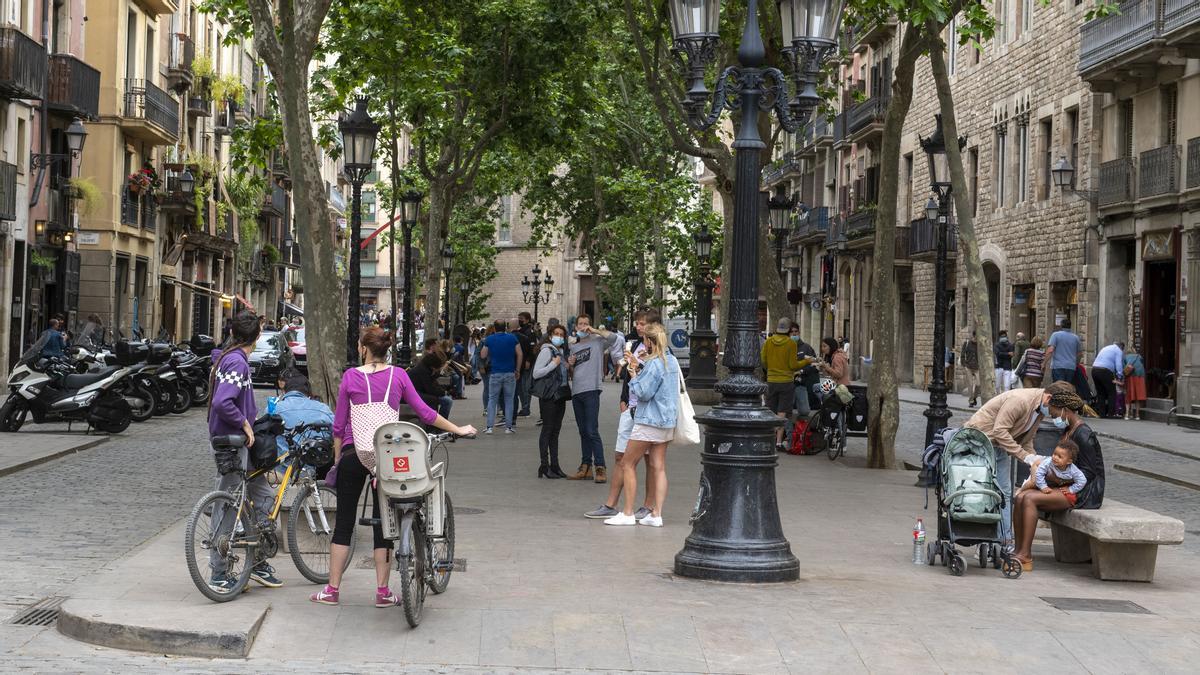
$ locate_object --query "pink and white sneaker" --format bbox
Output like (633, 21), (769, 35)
(309, 586), (339, 605)
(375, 588), (399, 608)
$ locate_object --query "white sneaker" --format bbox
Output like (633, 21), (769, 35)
(484, 427), (493, 435)
(505, 428), (515, 434)
(638, 514), (663, 527)
(604, 513), (637, 526)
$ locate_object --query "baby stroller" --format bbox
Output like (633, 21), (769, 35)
(922, 428), (1022, 578)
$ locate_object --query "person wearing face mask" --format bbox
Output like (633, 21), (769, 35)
(532, 324), (571, 479)
(961, 380), (1078, 551)
(762, 318), (807, 451)
(789, 323), (819, 417)
(1011, 388), (1104, 571)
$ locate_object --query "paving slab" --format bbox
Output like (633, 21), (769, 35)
(0, 433), (107, 477)
(31, 382), (1200, 672)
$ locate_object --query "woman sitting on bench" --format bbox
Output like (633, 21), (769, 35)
(1011, 389), (1105, 572)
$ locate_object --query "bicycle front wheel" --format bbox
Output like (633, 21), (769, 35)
(288, 482), (353, 584)
(185, 490), (254, 603)
(428, 493), (455, 594)
(399, 517), (427, 628)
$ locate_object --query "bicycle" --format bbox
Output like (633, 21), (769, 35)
(184, 422), (354, 602)
(819, 396), (848, 461)
(365, 421), (466, 627)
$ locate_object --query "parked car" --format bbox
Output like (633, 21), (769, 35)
(288, 328), (307, 374)
(248, 331), (294, 384)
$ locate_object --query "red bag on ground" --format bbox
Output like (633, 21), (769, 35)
(788, 418), (818, 455)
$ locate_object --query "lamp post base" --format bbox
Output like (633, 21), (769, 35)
(674, 405), (799, 583)
(686, 330), (719, 393)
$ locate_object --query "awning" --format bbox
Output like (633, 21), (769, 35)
(277, 301), (304, 317)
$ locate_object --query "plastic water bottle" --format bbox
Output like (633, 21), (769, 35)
(912, 518), (927, 565)
(266, 396), (278, 415)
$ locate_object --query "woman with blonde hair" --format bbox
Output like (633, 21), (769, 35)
(605, 322), (679, 527)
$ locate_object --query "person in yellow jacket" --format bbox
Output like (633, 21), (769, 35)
(762, 318), (813, 450)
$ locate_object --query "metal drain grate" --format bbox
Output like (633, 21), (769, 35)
(8, 597), (66, 626)
(1041, 597), (1152, 614)
(455, 507), (485, 515)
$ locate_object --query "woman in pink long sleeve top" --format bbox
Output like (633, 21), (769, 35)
(312, 328), (475, 608)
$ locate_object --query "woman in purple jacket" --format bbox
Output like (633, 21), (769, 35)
(311, 327), (476, 608)
(206, 311), (284, 591)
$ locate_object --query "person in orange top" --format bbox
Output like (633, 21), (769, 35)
(817, 338), (850, 385)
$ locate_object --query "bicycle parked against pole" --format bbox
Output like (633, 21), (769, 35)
(364, 421), (468, 627)
(185, 421), (354, 602)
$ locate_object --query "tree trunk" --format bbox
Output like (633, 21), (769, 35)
(759, 233), (791, 329)
(865, 24), (927, 470)
(928, 38), (996, 402)
(387, 95), (400, 343)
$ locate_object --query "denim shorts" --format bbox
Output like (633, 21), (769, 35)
(614, 408), (635, 454)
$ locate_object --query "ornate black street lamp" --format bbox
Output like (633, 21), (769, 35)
(626, 266), (641, 333)
(398, 188), (423, 367)
(339, 97), (380, 366)
(457, 279), (470, 325)
(768, 186), (795, 277)
(687, 222), (718, 391)
(918, 114), (964, 452)
(441, 244), (455, 338)
(521, 263), (553, 326)
(667, 0), (843, 583)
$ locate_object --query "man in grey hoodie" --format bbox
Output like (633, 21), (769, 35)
(565, 315), (621, 484)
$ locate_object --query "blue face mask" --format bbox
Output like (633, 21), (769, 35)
(1039, 404), (1050, 417)
(1052, 416), (1069, 430)
(790, 335), (800, 342)
(551, 336), (565, 347)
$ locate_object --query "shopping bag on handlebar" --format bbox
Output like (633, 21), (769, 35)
(350, 366), (399, 474)
(250, 414), (285, 470)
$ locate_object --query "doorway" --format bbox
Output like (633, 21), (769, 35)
(983, 261), (1001, 340)
(1142, 260), (1178, 399)
(898, 291), (914, 382)
(1010, 284), (1035, 341)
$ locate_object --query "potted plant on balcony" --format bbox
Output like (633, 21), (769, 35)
(190, 52), (215, 86)
(127, 163), (159, 196)
(210, 74), (246, 107)
(67, 177), (103, 217)
(262, 243), (281, 266)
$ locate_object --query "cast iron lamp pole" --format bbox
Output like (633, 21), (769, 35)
(687, 222), (718, 390)
(626, 267), (640, 333)
(768, 186), (795, 277)
(667, 0), (843, 582)
(520, 264), (553, 326)
(338, 97), (380, 367)
(441, 244), (455, 339)
(458, 279), (470, 325)
(398, 188), (423, 367)
(919, 114), (964, 452)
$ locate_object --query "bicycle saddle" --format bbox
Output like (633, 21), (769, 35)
(212, 434), (247, 449)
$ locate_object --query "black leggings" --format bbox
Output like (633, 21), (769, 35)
(332, 448), (388, 550)
(538, 396), (567, 466)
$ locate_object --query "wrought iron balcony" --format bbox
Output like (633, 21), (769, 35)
(271, 150), (289, 178)
(47, 54), (100, 119)
(0, 161), (15, 221)
(844, 209), (875, 239)
(1138, 144), (1181, 199)
(167, 33), (195, 90)
(825, 216), (841, 249)
(894, 225), (910, 262)
(141, 195), (157, 231)
(1098, 157), (1136, 207)
(121, 191), (140, 226)
(122, 78), (179, 144)
(1164, 0), (1200, 37)
(761, 153), (800, 188)
(1079, 0), (1160, 75)
(791, 206), (831, 243)
(831, 111), (847, 147)
(0, 26), (47, 100)
(847, 95), (888, 138)
(1188, 137), (1200, 190)
(262, 184), (288, 217)
(158, 174), (197, 216)
(187, 93), (212, 118)
(909, 217), (958, 261)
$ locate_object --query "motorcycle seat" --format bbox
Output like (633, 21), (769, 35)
(64, 366), (122, 389)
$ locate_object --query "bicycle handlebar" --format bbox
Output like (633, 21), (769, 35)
(430, 431), (475, 442)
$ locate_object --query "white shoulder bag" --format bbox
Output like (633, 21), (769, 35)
(350, 366), (396, 473)
(673, 358), (701, 445)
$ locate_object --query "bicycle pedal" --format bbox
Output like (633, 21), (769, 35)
(433, 561), (454, 572)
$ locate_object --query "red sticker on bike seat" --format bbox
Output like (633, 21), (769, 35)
(393, 457), (410, 473)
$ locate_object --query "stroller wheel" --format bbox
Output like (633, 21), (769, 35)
(977, 545), (989, 569)
(949, 553), (966, 577)
(926, 542), (937, 566)
(1002, 557), (1023, 579)
(992, 544), (1003, 570)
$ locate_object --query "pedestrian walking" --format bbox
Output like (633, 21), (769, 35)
(960, 330), (981, 407)
(532, 324), (570, 479)
(762, 318), (804, 451)
(516, 312), (537, 417)
(565, 315), (621, 483)
(311, 327), (475, 607)
(604, 322), (679, 527)
(1122, 348), (1147, 420)
(1013, 332), (1030, 365)
(206, 310), (282, 591)
(1018, 336), (1046, 388)
(993, 330), (1015, 393)
(1091, 340), (1125, 418)
(1045, 318), (1082, 385)
(480, 319), (522, 434)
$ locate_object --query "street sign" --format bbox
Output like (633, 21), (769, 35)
(671, 329), (689, 349)
(77, 232), (100, 245)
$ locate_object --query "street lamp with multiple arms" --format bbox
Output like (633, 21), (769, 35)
(339, 97), (381, 367)
(521, 264), (553, 326)
(397, 188), (423, 367)
(667, 0), (844, 583)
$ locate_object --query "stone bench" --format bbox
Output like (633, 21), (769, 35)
(1043, 499), (1184, 582)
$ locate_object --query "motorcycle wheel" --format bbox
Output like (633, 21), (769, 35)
(171, 383), (193, 414)
(127, 385), (156, 423)
(153, 381), (175, 416)
(0, 396), (29, 432)
(93, 394), (132, 434)
(190, 376), (211, 406)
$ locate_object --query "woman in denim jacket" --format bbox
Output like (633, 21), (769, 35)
(605, 323), (679, 528)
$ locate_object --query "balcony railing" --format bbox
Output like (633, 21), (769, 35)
(140, 195), (157, 231)
(825, 216), (841, 249)
(845, 209), (875, 238)
(1164, 0), (1200, 35)
(158, 174), (197, 215)
(847, 95), (888, 136)
(263, 184), (288, 216)
(792, 206), (831, 242)
(123, 78), (179, 138)
(121, 191), (140, 226)
(1188, 137), (1200, 190)
(761, 153), (800, 187)
(168, 33), (195, 73)
(909, 217), (959, 258)
(1139, 144), (1181, 198)
(0, 26), (48, 100)
(894, 225), (910, 261)
(187, 94), (212, 117)
(0, 161), (15, 221)
(1079, 0), (1160, 73)
(1098, 157), (1136, 206)
(47, 54), (100, 119)
(832, 111), (847, 145)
